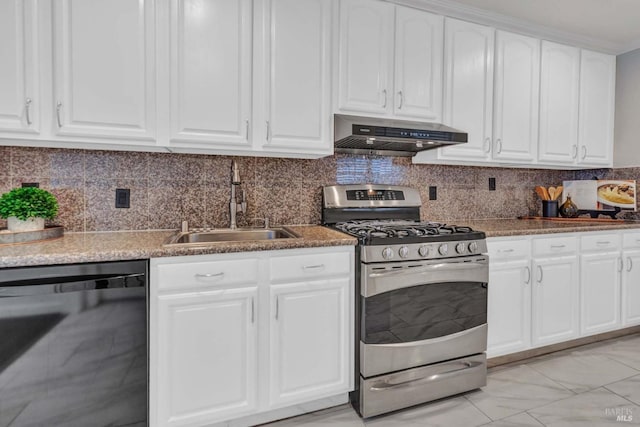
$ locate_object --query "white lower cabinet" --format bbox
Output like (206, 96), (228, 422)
(269, 278), (350, 408)
(150, 247), (354, 427)
(622, 232), (640, 326)
(531, 255), (579, 346)
(156, 288), (259, 427)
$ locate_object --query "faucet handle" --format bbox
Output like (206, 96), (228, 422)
(250, 217), (269, 229)
(240, 190), (247, 213)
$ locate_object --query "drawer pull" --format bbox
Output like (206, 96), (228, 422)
(303, 264), (325, 271)
(524, 266), (531, 284)
(498, 248), (514, 253)
(537, 266), (543, 283)
(550, 244), (566, 249)
(275, 296), (279, 320)
(627, 257), (633, 272)
(596, 241), (611, 245)
(194, 272), (224, 280)
(370, 360), (482, 391)
(618, 258), (624, 272)
(251, 297), (255, 323)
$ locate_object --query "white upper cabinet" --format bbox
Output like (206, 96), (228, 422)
(163, 0), (252, 149)
(393, 7), (443, 121)
(337, 0), (443, 121)
(578, 50), (616, 166)
(492, 31), (539, 163)
(538, 41), (580, 164)
(0, 0), (39, 136)
(254, 0), (332, 155)
(52, 0), (156, 143)
(337, 0), (394, 115)
(437, 18), (494, 161)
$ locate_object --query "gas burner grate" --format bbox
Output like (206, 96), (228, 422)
(334, 220), (475, 240)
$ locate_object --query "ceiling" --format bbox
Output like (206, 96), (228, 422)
(421, 0), (640, 54)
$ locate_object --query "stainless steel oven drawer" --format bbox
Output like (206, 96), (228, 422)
(359, 353), (486, 418)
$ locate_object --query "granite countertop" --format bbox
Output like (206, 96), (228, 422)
(464, 218), (640, 238)
(0, 225), (357, 268)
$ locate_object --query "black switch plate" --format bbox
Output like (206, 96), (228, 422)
(115, 188), (130, 208)
(21, 182), (39, 188)
(489, 177), (496, 191)
(429, 186), (437, 200)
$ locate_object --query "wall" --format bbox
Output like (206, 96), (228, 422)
(1, 146), (634, 232)
(614, 48), (640, 168)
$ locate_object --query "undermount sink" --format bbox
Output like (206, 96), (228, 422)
(164, 227), (300, 246)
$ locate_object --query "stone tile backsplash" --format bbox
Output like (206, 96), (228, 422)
(0, 146), (638, 232)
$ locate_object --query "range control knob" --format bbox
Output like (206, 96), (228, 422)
(438, 244), (448, 256)
(398, 246), (409, 258)
(456, 243), (466, 254)
(382, 247), (394, 260)
(418, 245), (431, 257)
(469, 241), (478, 253)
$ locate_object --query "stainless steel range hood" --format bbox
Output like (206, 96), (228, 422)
(334, 114), (467, 157)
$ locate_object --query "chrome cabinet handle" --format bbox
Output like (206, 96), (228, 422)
(496, 138), (502, 154)
(550, 244), (566, 249)
(618, 258), (624, 272)
(245, 119), (249, 141)
(498, 248), (514, 253)
(483, 137), (491, 153)
(537, 266), (543, 283)
(627, 257), (633, 272)
(25, 98), (32, 125)
(572, 144), (578, 159)
(251, 297), (255, 323)
(596, 241), (611, 245)
(524, 266), (531, 284)
(265, 121), (270, 141)
(581, 146), (587, 160)
(194, 272), (224, 280)
(382, 89), (387, 108)
(303, 264), (325, 271)
(398, 91), (403, 109)
(56, 101), (62, 127)
(275, 296), (279, 320)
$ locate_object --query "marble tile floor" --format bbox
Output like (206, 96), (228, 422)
(264, 333), (640, 426)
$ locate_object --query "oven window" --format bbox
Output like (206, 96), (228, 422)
(362, 281), (487, 344)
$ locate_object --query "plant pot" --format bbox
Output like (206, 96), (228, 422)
(7, 216), (45, 232)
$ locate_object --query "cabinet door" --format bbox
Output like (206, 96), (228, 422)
(269, 278), (350, 408)
(538, 41), (580, 165)
(256, 0), (332, 154)
(492, 31), (539, 163)
(580, 252), (621, 336)
(165, 0), (252, 148)
(393, 6), (443, 121)
(337, 0), (393, 115)
(532, 256), (579, 347)
(154, 288), (258, 427)
(487, 260), (531, 357)
(578, 50), (616, 166)
(439, 18), (494, 161)
(0, 0), (39, 135)
(622, 250), (640, 326)
(52, 0), (156, 142)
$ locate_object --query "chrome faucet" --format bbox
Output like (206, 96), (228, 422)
(230, 160), (246, 229)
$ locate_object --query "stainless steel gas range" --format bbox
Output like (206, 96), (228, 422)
(323, 184), (489, 418)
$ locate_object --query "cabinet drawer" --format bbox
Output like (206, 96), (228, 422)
(580, 233), (620, 252)
(623, 231), (640, 249)
(156, 258), (259, 291)
(487, 239), (529, 260)
(270, 251), (351, 283)
(533, 235), (577, 256)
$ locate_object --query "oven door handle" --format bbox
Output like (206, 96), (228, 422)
(369, 360), (484, 391)
(368, 261), (486, 279)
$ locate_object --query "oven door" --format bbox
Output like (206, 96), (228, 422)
(360, 255), (488, 378)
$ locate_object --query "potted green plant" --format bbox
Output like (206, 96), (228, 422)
(0, 187), (59, 232)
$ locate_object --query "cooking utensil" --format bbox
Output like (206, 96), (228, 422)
(535, 186), (548, 200)
(554, 186), (563, 200)
(548, 187), (557, 201)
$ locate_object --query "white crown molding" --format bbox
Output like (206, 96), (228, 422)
(389, 0), (639, 55)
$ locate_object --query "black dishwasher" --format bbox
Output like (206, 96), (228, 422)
(0, 260), (148, 427)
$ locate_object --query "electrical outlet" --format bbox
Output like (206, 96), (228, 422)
(489, 177), (496, 191)
(115, 188), (130, 208)
(429, 186), (437, 200)
(21, 182), (39, 188)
